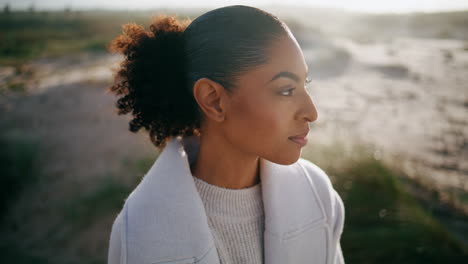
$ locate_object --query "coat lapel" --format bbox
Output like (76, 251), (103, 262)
(125, 135), (219, 263)
(125, 135), (330, 264)
(260, 157), (330, 264)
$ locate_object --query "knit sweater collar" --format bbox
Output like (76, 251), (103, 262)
(192, 175), (264, 220)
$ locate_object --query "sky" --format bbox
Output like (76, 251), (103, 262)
(3, 0), (468, 13)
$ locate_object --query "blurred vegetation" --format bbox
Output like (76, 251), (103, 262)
(0, 129), (44, 263)
(63, 156), (154, 231)
(0, 10), (199, 66)
(0, 137), (156, 263)
(0, 129), (40, 218)
(303, 140), (468, 263)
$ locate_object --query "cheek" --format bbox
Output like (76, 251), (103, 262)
(226, 94), (283, 139)
(223, 93), (299, 161)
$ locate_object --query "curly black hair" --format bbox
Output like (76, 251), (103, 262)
(107, 5), (288, 148)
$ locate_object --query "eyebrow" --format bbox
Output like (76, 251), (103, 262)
(267, 70), (309, 84)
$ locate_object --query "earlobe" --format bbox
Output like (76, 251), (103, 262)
(192, 77), (227, 122)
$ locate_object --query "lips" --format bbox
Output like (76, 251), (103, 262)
(288, 130), (309, 147)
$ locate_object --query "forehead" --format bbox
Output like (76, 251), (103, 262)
(237, 34), (308, 86)
(269, 32), (306, 66)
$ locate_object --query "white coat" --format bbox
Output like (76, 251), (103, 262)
(107, 135), (345, 264)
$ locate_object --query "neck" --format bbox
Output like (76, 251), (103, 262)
(190, 131), (260, 190)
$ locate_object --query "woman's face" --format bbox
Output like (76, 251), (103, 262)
(222, 32), (318, 165)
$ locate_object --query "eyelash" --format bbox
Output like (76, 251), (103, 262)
(280, 77), (312, 96)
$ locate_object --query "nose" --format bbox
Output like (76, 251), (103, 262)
(299, 92), (318, 123)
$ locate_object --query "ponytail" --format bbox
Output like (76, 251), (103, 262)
(107, 15), (199, 148)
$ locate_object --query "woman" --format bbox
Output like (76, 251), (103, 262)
(107, 5), (345, 264)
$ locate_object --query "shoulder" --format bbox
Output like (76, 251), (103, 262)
(108, 210), (127, 264)
(297, 158), (334, 192)
(296, 158), (345, 236)
(296, 158), (335, 205)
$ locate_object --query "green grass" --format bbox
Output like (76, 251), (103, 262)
(0, 245), (49, 264)
(0, 10), (197, 66)
(337, 159), (466, 263)
(0, 129), (45, 263)
(63, 176), (131, 229)
(303, 140), (468, 263)
(0, 129), (40, 218)
(63, 155), (156, 230)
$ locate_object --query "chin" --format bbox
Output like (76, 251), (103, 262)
(267, 150), (302, 165)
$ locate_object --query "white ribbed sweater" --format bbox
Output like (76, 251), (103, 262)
(192, 175), (264, 264)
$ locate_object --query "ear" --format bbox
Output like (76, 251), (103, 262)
(192, 77), (229, 122)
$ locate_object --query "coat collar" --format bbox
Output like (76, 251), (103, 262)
(124, 135), (329, 264)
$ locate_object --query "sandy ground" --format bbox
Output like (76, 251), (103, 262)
(0, 34), (467, 260)
(303, 36), (468, 194)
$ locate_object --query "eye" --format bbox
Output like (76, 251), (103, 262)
(279, 87), (295, 96)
